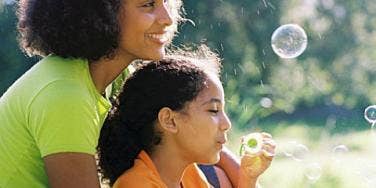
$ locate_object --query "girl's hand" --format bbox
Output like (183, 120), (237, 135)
(239, 132), (276, 179)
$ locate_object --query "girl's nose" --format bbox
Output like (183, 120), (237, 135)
(221, 114), (232, 132)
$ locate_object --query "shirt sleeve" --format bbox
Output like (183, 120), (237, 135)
(27, 80), (101, 157)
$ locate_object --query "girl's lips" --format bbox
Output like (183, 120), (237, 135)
(217, 138), (227, 145)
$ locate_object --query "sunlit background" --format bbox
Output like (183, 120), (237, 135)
(1, 0), (375, 187)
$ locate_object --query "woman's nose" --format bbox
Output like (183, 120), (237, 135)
(157, 3), (173, 26)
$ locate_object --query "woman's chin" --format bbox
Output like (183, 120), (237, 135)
(142, 49), (165, 61)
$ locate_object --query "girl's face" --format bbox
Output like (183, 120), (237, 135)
(118, 0), (175, 61)
(174, 74), (232, 164)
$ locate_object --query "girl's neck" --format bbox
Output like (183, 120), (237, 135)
(150, 146), (191, 188)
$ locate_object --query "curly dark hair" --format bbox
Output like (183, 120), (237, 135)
(16, 0), (184, 61)
(97, 46), (221, 185)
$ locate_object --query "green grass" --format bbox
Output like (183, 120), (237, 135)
(100, 119), (375, 188)
(227, 123), (376, 188)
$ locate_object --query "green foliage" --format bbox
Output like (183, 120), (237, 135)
(1, 2), (375, 187)
(1, 1), (375, 128)
(109, 68), (130, 98)
(0, 2), (38, 95)
(172, 0), (376, 129)
(227, 123), (376, 188)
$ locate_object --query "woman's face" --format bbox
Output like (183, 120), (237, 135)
(174, 74), (232, 164)
(118, 0), (175, 61)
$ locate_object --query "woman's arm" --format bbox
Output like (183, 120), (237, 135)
(44, 153), (101, 188)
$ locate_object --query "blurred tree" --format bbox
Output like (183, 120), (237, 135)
(174, 0), (284, 128)
(0, 2), (37, 95)
(173, 0), (375, 129)
(1, 0), (375, 129)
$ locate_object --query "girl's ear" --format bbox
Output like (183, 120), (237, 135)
(158, 107), (178, 133)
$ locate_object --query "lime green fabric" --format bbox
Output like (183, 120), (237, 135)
(0, 55), (111, 187)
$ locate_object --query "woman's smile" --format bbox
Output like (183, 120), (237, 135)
(145, 31), (170, 45)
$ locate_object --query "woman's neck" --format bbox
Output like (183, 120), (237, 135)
(89, 53), (134, 93)
(150, 146), (191, 188)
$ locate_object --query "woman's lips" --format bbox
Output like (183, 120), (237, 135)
(146, 33), (170, 44)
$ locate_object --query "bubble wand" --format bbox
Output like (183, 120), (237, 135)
(239, 133), (263, 156)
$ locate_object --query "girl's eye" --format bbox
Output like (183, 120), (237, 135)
(209, 110), (219, 115)
(142, 1), (155, 8)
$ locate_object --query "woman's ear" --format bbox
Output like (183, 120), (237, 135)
(158, 107), (178, 133)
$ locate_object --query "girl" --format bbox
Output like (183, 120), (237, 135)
(98, 46), (275, 188)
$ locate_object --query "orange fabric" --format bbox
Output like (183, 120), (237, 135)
(114, 150), (212, 188)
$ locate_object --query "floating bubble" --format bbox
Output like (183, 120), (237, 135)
(282, 141), (297, 157)
(304, 163), (322, 182)
(357, 163), (376, 188)
(291, 143), (310, 162)
(364, 105), (376, 125)
(282, 141), (309, 161)
(260, 97), (273, 108)
(271, 24), (308, 59)
(332, 144), (349, 155)
(331, 144), (349, 163)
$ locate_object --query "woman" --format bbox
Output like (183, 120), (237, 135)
(0, 0), (182, 187)
(97, 46), (275, 188)
(0, 0), (242, 187)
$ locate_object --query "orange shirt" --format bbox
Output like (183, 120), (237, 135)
(114, 150), (212, 188)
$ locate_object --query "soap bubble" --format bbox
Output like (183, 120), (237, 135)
(364, 105), (376, 125)
(332, 144), (349, 155)
(331, 144), (349, 163)
(271, 24), (308, 59)
(304, 163), (322, 182)
(357, 162), (376, 188)
(282, 141), (309, 162)
(282, 141), (297, 157)
(291, 143), (310, 162)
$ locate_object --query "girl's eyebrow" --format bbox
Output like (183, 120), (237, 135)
(201, 98), (222, 106)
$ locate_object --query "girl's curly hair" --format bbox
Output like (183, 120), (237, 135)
(16, 0), (184, 61)
(97, 45), (221, 185)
